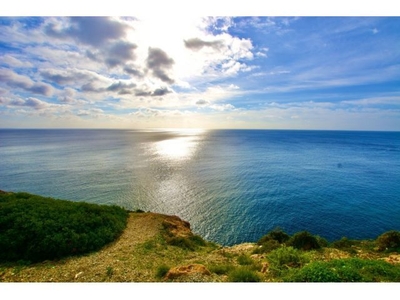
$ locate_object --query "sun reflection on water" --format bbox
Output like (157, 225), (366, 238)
(153, 129), (205, 161)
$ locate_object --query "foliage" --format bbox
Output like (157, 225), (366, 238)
(376, 231), (400, 252)
(237, 254), (254, 265)
(284, 258), (400, 282)
(0, 192), (128, 263)
(267, 246), (309, 275)
(208, 263), (234, 275)
(315, 235), (329, 248)
(166, 235), (208, 251)
(284, 261), (341, 282)
(331, 237), (361, 254)
(254, 228), (290, 254)
(227, 267), (261, 282)
(288, 231), (322, 251)
(156, 264), (170, 279)
(258, 228), (290, 244)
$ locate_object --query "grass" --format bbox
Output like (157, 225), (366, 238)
(227, 267), (262, 282)
(0, 191), (128, 263)
(284, 258), (400, 282)
(208, 263), (234, 275)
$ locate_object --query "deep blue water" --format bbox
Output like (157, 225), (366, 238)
(1, 129), (399, 245)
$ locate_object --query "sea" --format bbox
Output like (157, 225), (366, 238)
(1, 129), (399, 246)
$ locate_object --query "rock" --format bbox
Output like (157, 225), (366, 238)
(165, 264), (211, 280)
(162, 215), (193, 238)
(382, 254), (400, 265)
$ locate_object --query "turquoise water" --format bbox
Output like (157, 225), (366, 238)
(1, 129), (399, 245)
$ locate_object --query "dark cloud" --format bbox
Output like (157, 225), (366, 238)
(81, 82), (103, 93)
(106, 81), (136, 92)
(146, 48), (174, 84)
(24, 97), (50, 109)
(41, 69), (75, 85)
(0, 69), (53, 96)
(124, 65), (143, 77)
(45, 17), (129, 47)
(196, 99), (210, 105)
(105, 41), (137, 67)
(27, 83), (53, 96)
(152, 87), (171, 96)
(184, 38), (224, 51)
(10, 97), (50, 110)
(134, 87), (171, 97)
(134, 89), (151, 97)
(85, 50), (98, 61)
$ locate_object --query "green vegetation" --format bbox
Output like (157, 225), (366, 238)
(156, 264), (170, 279)
(253, 228), (289, 254)
(284, 258), (400, 282)
(267, 246), (309, 275)
(208, 263), (234, 275)
(288, 231), (323, 251)
(1, 191), (400, 283)
(0, 191), (128, 263)
(377, 230), (400, 252)
(237, 254), (254, 265)
(254, 228), (326, 253)
(227, 267), (262, 282)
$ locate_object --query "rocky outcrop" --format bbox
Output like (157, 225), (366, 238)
(162, 215), (193, 238)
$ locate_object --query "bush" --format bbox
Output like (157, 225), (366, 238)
(209, 264), (234, 275)
(285, 262), (341, 282)
(166, 235), (207, 251)
(227, 267), (261, 282)
(284, 258), (400, 282)
(288, 231), (322, 251)
(258, 228), (290, 244)
(377, 231), (400, 252)
(156, 265), (170, 279)
(237, 254), (253, 266)
(254, 228), (290, 254)
(267, 246), (308, 275)
(253, 240), (281, 254)
(0, 192), (129, 263)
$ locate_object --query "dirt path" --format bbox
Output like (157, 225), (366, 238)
(0, 212), (170, 282)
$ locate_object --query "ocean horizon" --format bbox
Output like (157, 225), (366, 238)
(1, 128), (399, 246)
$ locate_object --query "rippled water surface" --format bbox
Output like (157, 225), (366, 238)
(1, 129), (399, 245)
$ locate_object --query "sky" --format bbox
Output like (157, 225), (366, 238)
(0, 8), (399, 130)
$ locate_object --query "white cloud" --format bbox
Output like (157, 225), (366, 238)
(0, 54), (33, 68)
(0, 68), (54, 96)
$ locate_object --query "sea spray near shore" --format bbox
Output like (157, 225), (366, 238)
(1, 129), (399, 245)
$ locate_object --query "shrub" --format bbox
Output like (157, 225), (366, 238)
(315, 235), (329, 247)
(0, 192), (129, 263)
(166, 234), (207, 251)
(253, 240), (281, 254)
(156, 265), (170, 279)
(376, 231), (400, 252)
(227, 267), (261, 282)
(258, 228), (290, 244)
(285, 262), (341, 282)
(288, 231), (322, 251)
(284, 258), (400, 282)
(237, 254), (253, 266)
(254, 228), (290, 254)
(267, 246), (308, 275)
(209, 264), (234, 275)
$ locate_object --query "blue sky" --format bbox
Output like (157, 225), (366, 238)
(0, 14), (399, 130)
